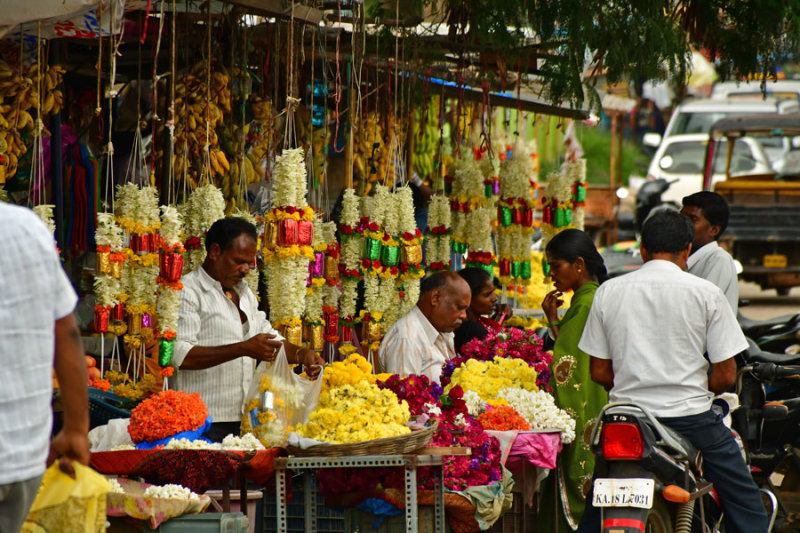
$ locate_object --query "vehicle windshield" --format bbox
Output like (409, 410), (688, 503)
(672, 111), (760, 135)
(659, 139), (761, 174)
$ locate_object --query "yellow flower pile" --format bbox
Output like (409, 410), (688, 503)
(296, 380), (411, 443)
(320, 352), (392, 392)
(446, 357), (539, 401)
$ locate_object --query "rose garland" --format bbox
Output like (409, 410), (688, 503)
(156, 205), (185, 380)
(424, 194), (452, 271)
(94, 213), (126, 336)
(337, 188), (362, 340)
(263, 148), (312, 344)
(181, 184), (225, 274)
(497, 141), (537, 287)
(115, 184), (160, 348)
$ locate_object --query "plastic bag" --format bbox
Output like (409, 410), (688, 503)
(241, 346), (323, 447)
(21, 462), (111, 533)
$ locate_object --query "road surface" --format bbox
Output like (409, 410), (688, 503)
(739, 281), (800, 321)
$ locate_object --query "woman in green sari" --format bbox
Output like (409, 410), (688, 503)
(537, 229), (609, 532)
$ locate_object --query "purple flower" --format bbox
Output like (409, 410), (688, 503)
(431, 382), (443, 399)
(470, 458), (481, 470)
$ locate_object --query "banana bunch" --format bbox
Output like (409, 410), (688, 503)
(411, 95), (441, 182)
(0, 129), (26, 184)
(170, 62), (232, 189)
(353, 112), (394, 193)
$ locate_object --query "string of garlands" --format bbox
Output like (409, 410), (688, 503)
(394, 186), (424, 325)
(263, 147), (311, 346)
(425, 194), (452, 272)
(337, 188), (362, 343)
(497, 141), (538, 287)
(320, 220), (341, 351)
(304, 215), (327, 353)
(449, 152), (485, 255)
(540, 158), (587, 276)
(360, 185), (393, 354)
(94, 213), (126, 337)
(156, 205), (185, 381)
(181, 184), (225, 274)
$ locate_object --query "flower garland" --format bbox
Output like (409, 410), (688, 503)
(337, 188), (362, 338)
(181, 184), (225, 274)
(498, 387), (576, 443)
(321, 221), (341, 347)
(360, 184), (393, 354)
(156, 205), (184, 379)
(459, 327), (552, 390)
(394, 186), (424, 324)
(33, 204), (56, 239)
(115, 184), (161, 347)
(425, 194), (452, 271)
(449, 152), (485, 255)
(464, 206), (496, 272)
(94, 213), (126, 336)
(264, 148), (312, 342)
(295, 380), (411, 444)
(540, 158), (587, 277)
(497, 140), (537, 287)
(127, 389), (208, 443)
(304, 215), (326, 352)
(233, 209), (261, 298)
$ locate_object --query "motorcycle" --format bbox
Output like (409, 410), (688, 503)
(738, 312), (800, 355)
(588, 402), (722, 532)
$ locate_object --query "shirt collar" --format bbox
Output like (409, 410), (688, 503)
(197, 265), (246, 294)
(641, 259), (684, 273)
(411, 305), (442, 345)
(687, 241), (719, 269)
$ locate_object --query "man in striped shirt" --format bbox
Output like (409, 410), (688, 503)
(174, 217), (323, 441)
(379, 271), (470, 383)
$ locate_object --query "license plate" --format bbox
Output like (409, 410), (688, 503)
(592, 478), (654, 509)
(764, 254), (788, 268)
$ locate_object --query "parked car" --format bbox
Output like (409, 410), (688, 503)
(642, 97), (800, 151)
(645, 132), (772, 204)
(711, 79), (800, 102)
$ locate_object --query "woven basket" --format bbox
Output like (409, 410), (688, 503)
(287, 421), (438, 457)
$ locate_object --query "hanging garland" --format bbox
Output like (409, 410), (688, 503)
(425, 195), (452, 272)
(321, 220), (341, 351)
(360, 184), (393, 353)
(181, 184), (225, 274)
(304, 215), (327, 353)
(337, 188), (362, 343)
(394, 186), (424, 322)
(263, 147), (312, 345)
(233, 208), (261, 298)
(156, 205), (184, 381)
(497, 140), (537, 287)
(94, 213), (126, 337)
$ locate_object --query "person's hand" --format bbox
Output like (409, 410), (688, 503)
(241, 333), (283, 362)
(300, 349), (325, 380)
(493, 303), (514, 321)
(47, 428), (89, 478)
(542, 289), (563, 323)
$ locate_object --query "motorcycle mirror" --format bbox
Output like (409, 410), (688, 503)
(616, 187), (629, 200)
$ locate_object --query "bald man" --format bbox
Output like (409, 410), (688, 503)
(379, 271), (471, 383)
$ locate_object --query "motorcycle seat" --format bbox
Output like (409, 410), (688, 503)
(738, 312), (799, 338)
(743, 338), (800, 365)
(653, 423), (701, 469)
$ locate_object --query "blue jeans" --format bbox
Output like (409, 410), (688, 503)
(578, 409), (768, 533)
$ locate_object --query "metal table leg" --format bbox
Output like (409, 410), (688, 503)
(276, 467), (287, 533)
(304, 471), (318, 533)
(433, 463), (445, 533)
(404, 464), (419, 533)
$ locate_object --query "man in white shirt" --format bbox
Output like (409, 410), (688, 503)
(681, 191), (739, 313)
(0, 203), (90, 532)
(379, 271), (470, 383)
(577, 209), (767, 533)
(174, 217), (323, 441)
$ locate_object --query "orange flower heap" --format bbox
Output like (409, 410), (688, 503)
(128, 390), (208, 443)
(477, 405), (531, 431)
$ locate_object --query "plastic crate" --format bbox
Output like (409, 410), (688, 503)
(143, 512), (248, 533)
(88, 387), (133, 428)
(263, 479), (345, 533)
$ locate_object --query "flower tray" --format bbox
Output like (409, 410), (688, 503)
(286, 421), (438, 457)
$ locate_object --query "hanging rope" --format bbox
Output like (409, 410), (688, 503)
(28, 21), (46, 206)
(166, 0), (177, 204)
(201, 0), (213, 186)
(283, 0), (298, 150)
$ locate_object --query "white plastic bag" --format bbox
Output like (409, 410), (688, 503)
(241, 347), (323, 447)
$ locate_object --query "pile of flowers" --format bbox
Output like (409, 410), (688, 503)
(477, 405), (531, 431)
(295, 380), (411, 444)
(127, 390), (208, 444)
(458, 327), (552, 390)
(143, 483), (201, 501)
(321, 353), (391, 392)
(442, 357), (541, 401)
(499, 388), (576, 443)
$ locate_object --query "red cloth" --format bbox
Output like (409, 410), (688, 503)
(90, 448), (283, 493)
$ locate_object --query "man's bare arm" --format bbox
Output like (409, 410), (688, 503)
(590, 357), (615, 391)
(708, 358), (737, 394)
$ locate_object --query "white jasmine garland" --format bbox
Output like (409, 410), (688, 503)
(182, 185), (225, 273)
(499, 141), (536, 202)
(156, 288), (181, 335)
(512, 227), (532, 260)
(339, 280), (358, 320)
(466, 207), (494, 253)
(96, 213), (124, 249)
(573, 209), (585, 231)
(221, 433), (266, 451)
(545, 170), (573, 203)
(452, 153), (485, 203)
(143, 484), (201, 500)
(480, 153), (499, 180)
(395, 187), (416, 235)
(265, 257), (309, 324)
(159, 206), (183, 247)
(451, 211), (467, 247)
(164, 438), (221, 450)
(463, 390), (486, 417)
(305, 287), (324, 322)
(499, 388), (576, 443)
(371, 184), (391, 228)
(33, 204), (56, 237)
(94, 271), (120, 307)
(271, 148), (307, 208)
(341, 239), (361, 272)
(341, 189), (360, 227)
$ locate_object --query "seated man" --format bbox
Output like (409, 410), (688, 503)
(174, 217), (323, 442)
(577, 209), (767, 533)
(379, 271), (470, 383)
(681, 191), (739, 313)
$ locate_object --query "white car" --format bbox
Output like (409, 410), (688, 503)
(643, 97), (800, 150)
(710, 79), (800, 102)
(645, 133), (773, 204)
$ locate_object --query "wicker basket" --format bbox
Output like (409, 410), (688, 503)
(287, 421), (438, 457)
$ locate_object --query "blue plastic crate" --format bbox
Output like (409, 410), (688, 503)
(88, 387), (133, 428)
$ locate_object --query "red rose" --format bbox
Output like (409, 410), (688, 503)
(449, 385), (464, 399)
(390, 267), (399, 276)
(415, 228), (422, 238)
(373, 260), (383, 269)
(362, 259), (371, 269)
(399, 290), (406, 299)
(403, 231), (414, 241)
(399, 263), (409, 273)
(342, 226), (353, 235)
(368, 222), (380, 232)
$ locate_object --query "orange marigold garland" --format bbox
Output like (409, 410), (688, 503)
(476, 405), (531, 431)
(127, 390), (208, 443)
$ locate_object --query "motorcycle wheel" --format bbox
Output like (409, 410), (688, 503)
(645, 499), (673, 533)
